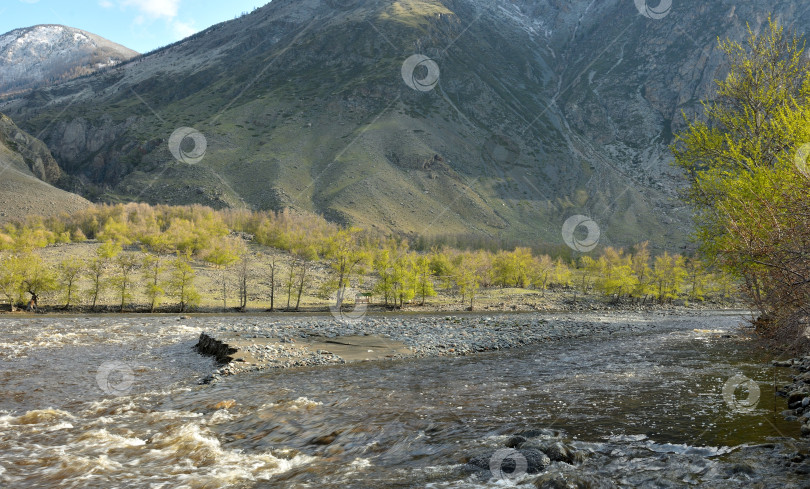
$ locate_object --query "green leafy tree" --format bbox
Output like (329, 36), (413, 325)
(169, 254), (200, 312)
(323, 228), (368, 310)
(20, 254), (57, 310)
(414, 255), (437, 305)
(673, 19), (810, 325)
(0, 254), (23, 310)
(593, 248), (637, 298)
(373, 248), (395, 306)
(111, 253), (139, 312)
(142, 254), (166, 312)
(57, 257), (84, 308)
(203, 237), (243, 310)
(653, 252), (687, 302)
(531, 255), (554, 294)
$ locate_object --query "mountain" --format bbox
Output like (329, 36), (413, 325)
(0, 25), (138, 97)
(0, 113), (89, 222)
(0, 0), (804, 251)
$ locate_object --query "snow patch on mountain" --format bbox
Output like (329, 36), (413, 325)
(0, 25), (137, 96)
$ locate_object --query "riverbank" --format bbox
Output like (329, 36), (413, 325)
(195, 310), (750, 383)
(775, 356), (810, 437)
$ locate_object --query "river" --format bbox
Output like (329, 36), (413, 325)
(0, 312), (807, 488)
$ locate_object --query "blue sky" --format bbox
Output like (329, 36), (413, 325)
(2, 0), (268, 53)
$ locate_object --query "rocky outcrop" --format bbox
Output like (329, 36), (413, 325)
(195, 333), (238, 363)
(0, 113), (63, 183)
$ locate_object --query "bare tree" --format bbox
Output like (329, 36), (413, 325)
(267, 256), (277, 312)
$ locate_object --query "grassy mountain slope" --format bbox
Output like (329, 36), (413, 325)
(2, 0), (801, 251)
(0, 114), (90, 222)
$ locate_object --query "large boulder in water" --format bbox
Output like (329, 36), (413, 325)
(521, 440), (585, 465)
(467, 448), (551, 476)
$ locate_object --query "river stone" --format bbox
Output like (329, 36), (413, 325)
(505, 435), (527, 448)
(788, 392), (806, 405)
(533, 472), (614, 489)
(801, 423), (810, 437)
(521, 440), (583, 465)
(803, 397), (810, 408)
(467, 448), (551, 475)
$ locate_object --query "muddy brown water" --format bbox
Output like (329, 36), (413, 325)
(0, 312), (807, 488)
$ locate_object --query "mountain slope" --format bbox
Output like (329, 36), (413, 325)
(1, 0), (803, 251)
(0, 113), (90, 222)
(0, 25), (138, 97)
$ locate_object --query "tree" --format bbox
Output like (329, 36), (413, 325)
(323, 228), (368, 310)
(631, 242), (654, 302)
(267, 255), (278, 312)
(392, 253), (416, 308)
(593, 248), (637, 299)
(0, 254), (23, 311)
(169, 254), (200, 312)
(237, 252), (252, 311)
(57, 257), (83, 309)
(111, 253), (139, 312)
(673, 19), (810, 331)
(142, 254), (165, 312)
(373, 248), (395, 306)
(414, 255), (436, 305)
(19, 254), (57, 310)
(530, 255), (554, 295)
(203, 237), (243, 310)
(653, 252), (687, 303)
(685, 257), (710, 301)
(452, 252), (484, 311)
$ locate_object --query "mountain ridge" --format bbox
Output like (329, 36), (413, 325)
(1, 0), (805, 251)
(0, 24), (138, 98)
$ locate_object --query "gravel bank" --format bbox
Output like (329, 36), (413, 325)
(196, 311), (736, 383)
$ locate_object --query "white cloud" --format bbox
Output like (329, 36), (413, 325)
(19, 0), (41, 4)
(120, 0), (181, 19)
(172, 20), (197, 40)
(98, 0), (114, 8)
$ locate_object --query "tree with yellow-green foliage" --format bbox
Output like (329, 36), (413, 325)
(57, 257), (83, 309)
(323, 228), (368, 310)
(673, 19), (810, 341)
(169, 254), (200, 312)
(414, 255), (437, 305)
(0, 253), (24, 311)
(19, 253), (57, 310)
(530, 254), (554, 294)
(631, 242), (655, 301)
(142, 254), (165, 313)
(203, 237), (244, 310)
(111, 253), (139, 312)
(653, 252), (687, 303)
(593, 247), (637, 299)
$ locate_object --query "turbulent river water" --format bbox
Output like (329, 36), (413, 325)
(0, 312), (807, 488)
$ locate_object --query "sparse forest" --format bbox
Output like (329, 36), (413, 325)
(0, 202), (733, 313)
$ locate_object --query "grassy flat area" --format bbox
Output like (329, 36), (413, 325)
(10, 241), (739, 315)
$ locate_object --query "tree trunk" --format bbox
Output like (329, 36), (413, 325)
(295, 265), (307, 311)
